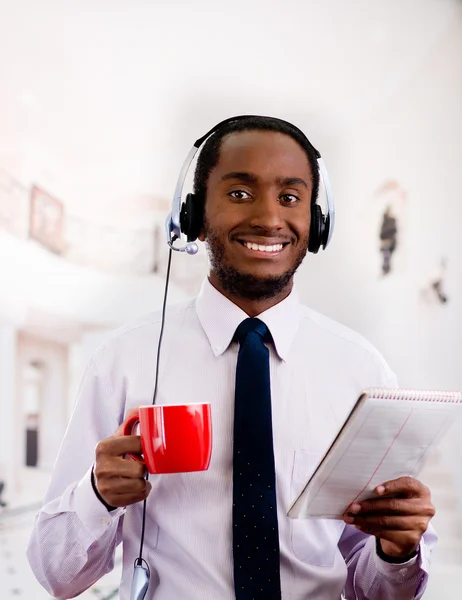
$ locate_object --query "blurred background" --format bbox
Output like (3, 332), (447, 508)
(0, 0), (461, 598)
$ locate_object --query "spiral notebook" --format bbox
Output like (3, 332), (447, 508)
(287, 387), (462, 520)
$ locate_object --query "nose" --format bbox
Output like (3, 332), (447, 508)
(248, 193), (284, 231)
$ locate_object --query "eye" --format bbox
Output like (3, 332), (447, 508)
(279, 193), (300, 205)
(229, 190), (252, 201)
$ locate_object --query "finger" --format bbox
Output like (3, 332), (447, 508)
(114, 407), (142, 437)
(375, 477), (430, 499)
(95, 456), (146, 480)
(96, 435), (143, 458)
(105, 482), (152, 508)
(348, 514), (427, 532)
(348, 498), (435, 517)
(99, 476), (148, 496)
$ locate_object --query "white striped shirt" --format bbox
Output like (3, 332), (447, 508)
(27, 278), (436, 599)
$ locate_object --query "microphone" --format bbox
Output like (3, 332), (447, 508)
(183, 242), (198, 255)
(166, 239), (199, 255)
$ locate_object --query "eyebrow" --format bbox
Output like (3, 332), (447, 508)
(221, 172), (309, 189)
(275, 176), (309, 189)
(221, 172), (258, 184)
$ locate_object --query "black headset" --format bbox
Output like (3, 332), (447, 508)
(166, 115), (335, 255)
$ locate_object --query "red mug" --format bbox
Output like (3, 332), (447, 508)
(122, 403), (212, 474)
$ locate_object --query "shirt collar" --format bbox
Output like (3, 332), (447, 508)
(195, 278), (302, 362)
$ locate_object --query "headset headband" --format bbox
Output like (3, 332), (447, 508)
(166, 115), (335, 252)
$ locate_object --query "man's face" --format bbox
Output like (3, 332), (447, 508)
(200, 130), (313, 300)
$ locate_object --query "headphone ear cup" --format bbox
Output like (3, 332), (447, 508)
(322, 213), (330, 249)
(308, 204), (324, 254)
(180, 193), (203, 242)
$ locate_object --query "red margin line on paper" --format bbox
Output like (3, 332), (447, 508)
(349, 408), (414, 506)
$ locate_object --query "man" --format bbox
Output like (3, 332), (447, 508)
(27, 116), (436, 599)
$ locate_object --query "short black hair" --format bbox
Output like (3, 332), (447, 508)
(193, 116), (320, 206)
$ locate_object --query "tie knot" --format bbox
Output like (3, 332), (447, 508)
(234, 318), (270, 345)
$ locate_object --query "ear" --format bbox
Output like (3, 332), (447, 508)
(198, 229), (206, 242)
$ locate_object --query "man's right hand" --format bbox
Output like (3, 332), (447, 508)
(93, 408), (152, 508)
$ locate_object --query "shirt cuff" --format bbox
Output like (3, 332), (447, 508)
(372, 536), (422, 581)
(73, 466), (126, 542)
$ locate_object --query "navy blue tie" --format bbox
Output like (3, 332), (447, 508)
(233, 318), (282, 600)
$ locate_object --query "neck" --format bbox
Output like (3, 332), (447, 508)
(208, 273), (293, 317)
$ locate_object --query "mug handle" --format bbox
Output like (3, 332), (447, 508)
(122, 412), (144, 463)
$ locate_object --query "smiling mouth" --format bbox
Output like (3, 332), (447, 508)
(237, 240), (290, 254)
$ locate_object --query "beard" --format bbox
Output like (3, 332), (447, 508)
(204, 222), (309, 301)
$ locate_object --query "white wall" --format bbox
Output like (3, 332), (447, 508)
(296, 13), (462, 392)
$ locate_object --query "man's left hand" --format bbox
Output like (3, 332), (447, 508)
(343, 477), (435, 558)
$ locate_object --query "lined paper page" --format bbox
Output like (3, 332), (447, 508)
(287, 390), (462, 519)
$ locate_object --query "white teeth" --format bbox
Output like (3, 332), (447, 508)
(244, 242), (283, 252)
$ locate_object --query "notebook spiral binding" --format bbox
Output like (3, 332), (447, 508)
(365, 388), (462, 403)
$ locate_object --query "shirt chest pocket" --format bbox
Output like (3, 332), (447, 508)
(289, 449), (345, 567)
